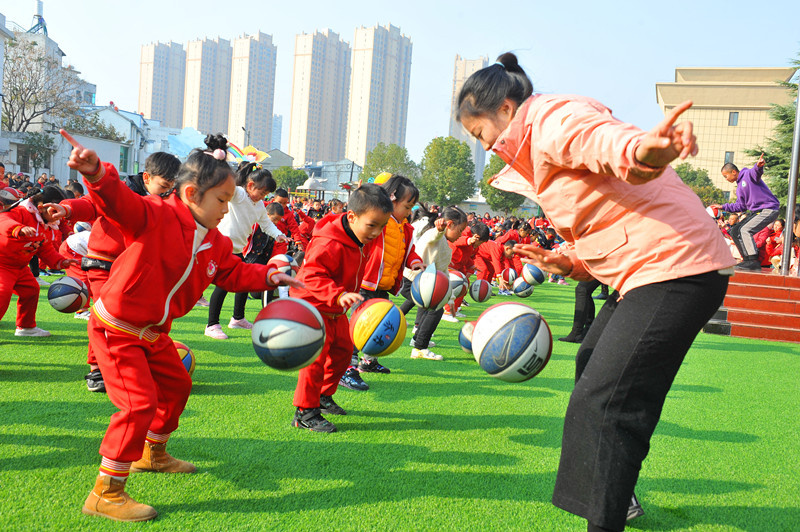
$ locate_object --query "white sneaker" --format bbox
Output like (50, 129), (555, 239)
(228, 317), (253, 330)
(411, 325), (418, 335)
(409, 339), (436, 348)
(195, 296), (210, 307)
(455, 311), (466, 318)
(36, 277), (50, 287)
(441, 314), (459, 323)
(411, 348), (443, 361)
(74, 310), (91, 320)
(15, 327), (51, 337)
(204, 324), (229, 340)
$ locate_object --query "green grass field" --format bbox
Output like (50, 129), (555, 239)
(1, 278), (798, 531)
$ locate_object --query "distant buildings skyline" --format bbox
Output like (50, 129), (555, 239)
(450, 55), (488, 184)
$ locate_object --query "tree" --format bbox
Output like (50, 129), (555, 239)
(744, 51), (799, 208)
(272, 166), (308, 191)
(418, 136), (476, 206)
(480, 154), (525, 214)
(673, 162), (727, 206)
(24, 132), (56, 179)
(2, 36), (84, 132)
(362, 143), (420, 181)
(64, 113), (126, 142)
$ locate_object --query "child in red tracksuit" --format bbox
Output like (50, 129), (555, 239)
(442, 222), (490, 322)
(475, 238), (516, 293)
(58, 152), (180, 393)
(0, 187), (76, 337)
(344, 175), (423, 387)
(290, 183), (393, 433)
(63, 131), (301, 522)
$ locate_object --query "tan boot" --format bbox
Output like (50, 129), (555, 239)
(130, 442), (196, 473)
(82, 475), (157, 522)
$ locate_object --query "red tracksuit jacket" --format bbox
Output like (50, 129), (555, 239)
(85, 163), (273, 332)
(0, 202), (68, 269)
(449, 227), (477, 275)
(289, 213), (375, 314)
(496, 229), (531, 246)
(476, 240), (513, 279)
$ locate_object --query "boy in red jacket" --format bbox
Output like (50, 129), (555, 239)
(475, 238), (516, 293)
(443, 222), (490, 322)
(290, 184), (393, 432)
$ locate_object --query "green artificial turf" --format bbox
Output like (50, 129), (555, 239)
(1, 277), (798, 531)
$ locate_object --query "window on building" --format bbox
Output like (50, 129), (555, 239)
(724, 151), (735, 164)
(728, 112), (739, 126)
(120, 146), (130, 174)
(17, 146), (31, 174)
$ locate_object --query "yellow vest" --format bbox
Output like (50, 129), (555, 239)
(378, 217), (406, 290)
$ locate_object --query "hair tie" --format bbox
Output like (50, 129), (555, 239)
(205, 149), (226, 161)
(494, 61), (505, 69)
(251, 163), (262, 172)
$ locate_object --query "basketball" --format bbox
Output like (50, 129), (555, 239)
(472, 302), (552, 382)
(251, 298), (326, 370)
(512, 277), (535, 298)
(522, 263), (545, 286)
(350, 298), (407, 357)
(411, 264), (452, 310)
(448, 270), (468, 299)
(459, 321), (475, 354)
(706, 205), (720, 219)
(266, 253), (299, 282)
(500, 268), (517, 285)
(46, 276), (89, 313)
(74, 221), (92, 233)
(173, 341), (196, 377)
(469, 279), (492, 303)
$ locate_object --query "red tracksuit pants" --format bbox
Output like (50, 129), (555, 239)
(293, 313), (352, 409)
(89, 316), (192, 462)
(475, 256), (495, 283)
(0, 263), (40, 328)
(85, 269), (109, 366)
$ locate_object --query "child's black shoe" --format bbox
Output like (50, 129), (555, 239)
(292, 408), (337, 432)
(319, 395), (347, 415)
(84, 370), (106, 393)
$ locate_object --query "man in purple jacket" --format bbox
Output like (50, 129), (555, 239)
(711, 154), (779, 270)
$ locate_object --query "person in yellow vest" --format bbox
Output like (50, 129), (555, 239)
(340, 174), (424, 391)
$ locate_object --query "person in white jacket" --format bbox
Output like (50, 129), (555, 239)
(205, 162), (287, 339)
(399, 206), (468, 360)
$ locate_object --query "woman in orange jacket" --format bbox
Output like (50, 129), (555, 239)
(456, 54), (735, 532)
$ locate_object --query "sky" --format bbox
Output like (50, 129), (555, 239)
(1, 0), (799, 164)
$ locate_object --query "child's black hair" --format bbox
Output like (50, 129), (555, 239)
(349, 183), (393, 216)
(174, 134), (234, 200)
(457, 52), (533, 121)
(470, 222), (491, 242)
(420, 205), (468, 235)
(145, 152), (181, 182)
(721, 163), (739, 173)
(503, 239), (517, 247)
(29, 185), (67, 205)
(382, 174), (419, 204)
(66, 181), (84, 197)
(266, 202), (284, 217)
(236, 161), (276, 192)
(274, 188), (289, 198)
(329, 198), (344, 209)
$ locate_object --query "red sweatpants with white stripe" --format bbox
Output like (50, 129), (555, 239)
(85, 269), (109, 366)
(293, 314), (352, 409)
(89, 317), (192, 462)
(0, 263), (39, 328)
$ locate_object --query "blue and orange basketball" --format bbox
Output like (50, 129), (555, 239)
(46, 276), (89, 313)
(469, 279), (492, 303)
(173, 341), (196, 377)
(411, 264), (452, 310)
(512, 277), (535, 298)
(251, 298), (326, 370)
(350, 299), (407, 357)
(472, 302), (552, 382)
(522, 263), (545, 286)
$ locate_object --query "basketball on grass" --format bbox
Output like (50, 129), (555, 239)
(448, 270), (468, 299)
(350, 299), (407, 357)
(251, 298), (326, 370)
(173, 341), (196, 377)
(471, 302), (552, 382)
(522, 263), (545, 286)
(46, 276), (89, 313)
(469, 279), (492, 303)
(411, 264), (452, 310)
(459, 321), (475, 354)
(512, 277), (535, 298)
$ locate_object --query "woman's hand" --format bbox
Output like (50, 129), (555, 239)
(634, 101), (698, 168)
(513, 244), (573, 276)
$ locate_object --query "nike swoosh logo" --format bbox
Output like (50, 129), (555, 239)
(493, 320), (515, 367)
(258, 327), (294, 344)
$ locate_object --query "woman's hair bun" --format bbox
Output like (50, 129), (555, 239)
(496, 52), (522, 73)
(204, 133), (228, 152)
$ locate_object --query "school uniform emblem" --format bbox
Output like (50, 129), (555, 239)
(206, 260), (217, 277)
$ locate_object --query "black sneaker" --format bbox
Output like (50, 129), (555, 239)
(357, 358), (390, 374)
(84, 370), (106, 393)
(627, 493), (644, 521)
(319, 394), (347, 415)
(558, 333), (585, 344)
(292, 407), (337, 432)
(339, 367), (369, 391)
